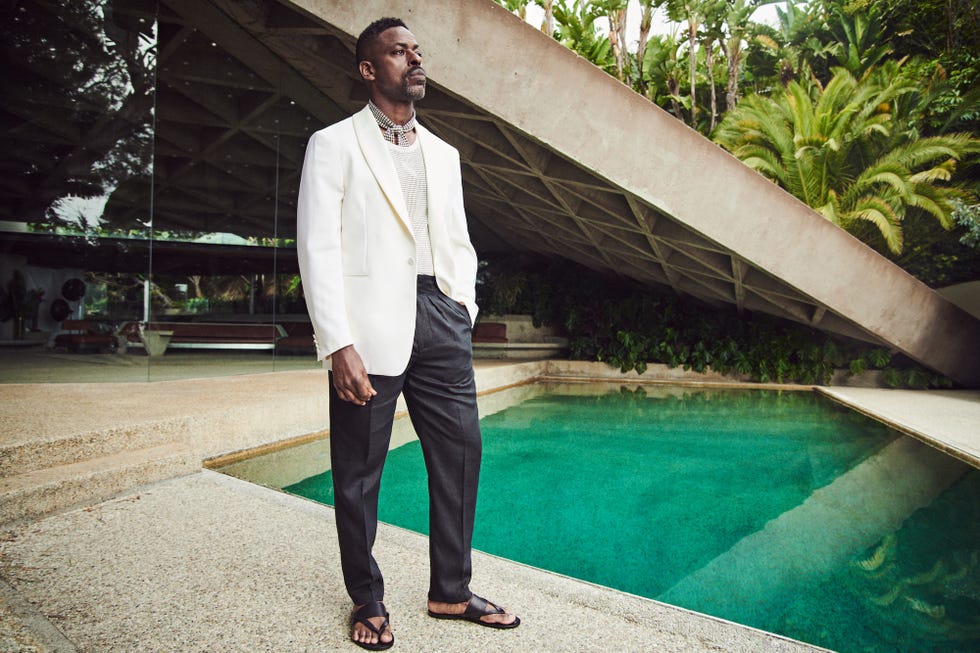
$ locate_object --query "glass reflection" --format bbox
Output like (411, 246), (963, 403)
(0, 0), (157, 381)
(0, 0), (326, 382)
(143, 21), (308, 378)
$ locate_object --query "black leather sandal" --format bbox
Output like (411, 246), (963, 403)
(351, 601), (394, 651)
(427, 594), (521, 629)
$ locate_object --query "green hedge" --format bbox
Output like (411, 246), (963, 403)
(476, 256), (953, 388)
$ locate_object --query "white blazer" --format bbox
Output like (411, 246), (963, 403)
(296, 105), (479, 376)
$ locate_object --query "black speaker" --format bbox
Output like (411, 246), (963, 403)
(50, 298), (71, 321)
(61, 278), (86, 301)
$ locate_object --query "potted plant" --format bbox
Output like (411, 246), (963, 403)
(138, 322), (173, 356)
(0, 270), (45, 339)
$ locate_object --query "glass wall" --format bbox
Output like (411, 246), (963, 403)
(0, 0), (316, 383)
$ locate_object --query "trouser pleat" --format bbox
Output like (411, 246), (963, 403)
(329, 275), (480, 606)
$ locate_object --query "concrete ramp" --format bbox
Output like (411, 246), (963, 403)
(179, 0), (980, 385)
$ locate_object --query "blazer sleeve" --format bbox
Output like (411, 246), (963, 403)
(296, 127), (353, 361)
(446, 149), (480, 325)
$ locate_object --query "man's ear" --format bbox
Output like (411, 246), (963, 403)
(359, 60), (375, 82)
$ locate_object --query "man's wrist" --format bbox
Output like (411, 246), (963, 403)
(329, 343), (356, 358)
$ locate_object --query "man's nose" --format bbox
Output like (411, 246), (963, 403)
(408, 49), (422, 65)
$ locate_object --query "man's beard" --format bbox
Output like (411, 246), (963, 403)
(378, 72), (426, 104)
(404, 69), (426, 101)
(382, 78), (424, 103)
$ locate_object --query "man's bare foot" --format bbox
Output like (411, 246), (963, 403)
(351, 602), (394, 650)
(427, 595), (520, 628)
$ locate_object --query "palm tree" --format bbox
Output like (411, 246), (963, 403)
(665, 0), (712, 127)
(594, 0), (629, 82)
(552, 0), (614, 73)
(500, 0), (531, 21)
(538, 0), (556, 36)
(701, 2), (725, 132)
(718, 0), (758, 112)
(827, 4), (893, 79)
(753, 0), (836, 87)
(714, 62), (979, 254)
(635, 0), (657, 95)
(642, 31), (687, 119)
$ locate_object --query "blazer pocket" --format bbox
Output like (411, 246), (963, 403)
(341, 205), (368, 276)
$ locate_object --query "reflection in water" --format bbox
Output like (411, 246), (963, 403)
(658, 437), (968, 622)
(845, 476), (980, 648)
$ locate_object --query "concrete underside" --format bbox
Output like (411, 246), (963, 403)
(228, 0), (977, 384)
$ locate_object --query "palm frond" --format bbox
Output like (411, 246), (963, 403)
(739, 148), (788, 185)
(845, 196), (903, 253)
(816, 189), (842, 226)
(880, 135), (973, 170)
(848, 161), (912, 200)
(908, 165), (953, 184)
(907, 193), (953, 230)
(712, 61), (976, 254)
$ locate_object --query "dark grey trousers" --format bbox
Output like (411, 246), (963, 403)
(329, 275), (481, 606)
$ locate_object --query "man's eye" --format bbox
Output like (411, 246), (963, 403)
(393, 49), (404, 55)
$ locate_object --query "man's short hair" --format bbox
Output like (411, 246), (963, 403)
(355, 17), (408, 66)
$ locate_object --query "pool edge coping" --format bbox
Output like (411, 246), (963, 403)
(816, 387), (980, 470)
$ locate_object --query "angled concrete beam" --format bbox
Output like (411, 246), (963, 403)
(282, 0), (980, 386)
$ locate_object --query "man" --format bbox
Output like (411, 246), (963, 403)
(296, 17), (520, 651)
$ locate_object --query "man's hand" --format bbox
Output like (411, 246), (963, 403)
(330, 345), (377, 405)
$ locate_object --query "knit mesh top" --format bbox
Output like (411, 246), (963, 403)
(387, 138), (433, 276)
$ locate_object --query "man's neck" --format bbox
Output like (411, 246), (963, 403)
(369, 96), (414, 125)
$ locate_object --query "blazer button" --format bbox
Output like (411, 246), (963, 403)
(407, 257), (415, 266)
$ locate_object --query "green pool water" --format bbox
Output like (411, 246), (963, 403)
(284, 384), (980, 653)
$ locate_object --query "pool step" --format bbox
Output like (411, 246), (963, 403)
(0, 371), (335, 527)
(0, 417), (190, 478)
(0, 443), (199, 525)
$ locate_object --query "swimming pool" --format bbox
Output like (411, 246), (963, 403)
(249, 383), (978, 652)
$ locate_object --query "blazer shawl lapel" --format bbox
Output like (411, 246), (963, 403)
(352, 106), (412, 234)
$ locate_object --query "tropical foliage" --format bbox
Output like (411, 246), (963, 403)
(485, 1), (977, 385)
(713, 62), (979, 253)
(477, 256), (952, 388)
(495, 0), (980, 283)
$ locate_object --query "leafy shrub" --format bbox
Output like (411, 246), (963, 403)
(478, 256), (952, 388)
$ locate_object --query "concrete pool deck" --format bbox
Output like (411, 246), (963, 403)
(2, 358), (978, 652)
(1, 470), (828, 653)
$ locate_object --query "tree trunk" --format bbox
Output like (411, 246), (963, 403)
(687, 20), (698, 127)
(188, 275), (204, 298)
(724, 37), (741, 111)
(609, 8), (627, 82)
(705, 38), (717, 133)
(945, 0), (954, 53)
(542, 0), (554, 36)
(636, 6), (652, 94)
(668, 75), (683, 119)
